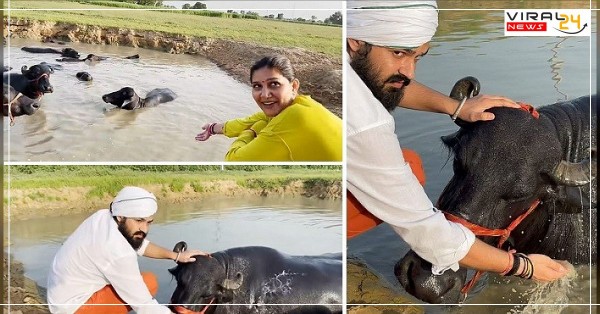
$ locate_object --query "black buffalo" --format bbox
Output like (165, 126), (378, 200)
(396, 78), (596, 304)
(21, 46), (80, 58)
(169, 242), (342, 314)
(3, 84), (40, 121)
(76, 72), (93, 82)
(102, 87), (177, 110)
(3, 64), (54, 100)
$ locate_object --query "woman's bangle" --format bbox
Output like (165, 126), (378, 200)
(451, 97), (467, 121)
(208, 123), (217, 135)
(174, 251), (181, 263)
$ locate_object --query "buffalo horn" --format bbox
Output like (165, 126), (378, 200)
(551, 156), (595, 186)
(222, 273), (243, 290)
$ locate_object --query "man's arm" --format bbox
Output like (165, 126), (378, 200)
(143, 242), (208, 263)
(399, 80), (520, 122)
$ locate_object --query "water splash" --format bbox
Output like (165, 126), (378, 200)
(260, 270), (305, 300)
(517, 264), (578, 314)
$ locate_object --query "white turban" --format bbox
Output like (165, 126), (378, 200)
(347, 1), (438, 49)
(111, 186), (157, 218)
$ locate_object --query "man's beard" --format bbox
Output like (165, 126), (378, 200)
(350, 53), (411, 112)
(117, 219), (147, 250)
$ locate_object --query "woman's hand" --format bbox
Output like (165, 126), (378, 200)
(527, 254), (571, 282)
(195, 123), (216, 142)
(457, 94), (520, 122)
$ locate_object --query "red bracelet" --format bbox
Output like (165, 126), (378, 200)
(500, 250), (515, 276)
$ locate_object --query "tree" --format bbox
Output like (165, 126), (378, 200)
(324, 11), (342, 25)
(182, 3), (191, 9)
(192, 2), (206, 9)
(277, 13), (284, 20)
(311, 15), (317, 22)
(136, 0), (163, 6)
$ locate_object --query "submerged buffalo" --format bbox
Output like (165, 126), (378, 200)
(102, 87), (177, 110)
(169, 242), (342, 314)
(3, 84), (40, 122)
(396, 78), (596, 304)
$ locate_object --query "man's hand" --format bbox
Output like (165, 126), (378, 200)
(176, 249), (210, 263)
(527, 254), (571, 282)
(458, 94), (520, 122)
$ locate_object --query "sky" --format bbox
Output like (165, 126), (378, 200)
(163, 1), (343, 21)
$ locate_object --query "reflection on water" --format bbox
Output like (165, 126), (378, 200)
(7, 195), (342, 304)
(4, 37), (257, 161)
(349, 7), (596, 313)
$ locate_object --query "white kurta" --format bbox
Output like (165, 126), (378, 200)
(346, 59), (475, 274)
(47, 209), (170, 314)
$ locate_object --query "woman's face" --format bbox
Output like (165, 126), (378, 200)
(251, 67), (299, 117)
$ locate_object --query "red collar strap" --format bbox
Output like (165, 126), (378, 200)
(517, 102), (539, 119)
(172, 298), (215, 314)
(443, 199), (541, 297)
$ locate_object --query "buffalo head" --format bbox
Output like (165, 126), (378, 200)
(169, 241), (243, 314)
(396, 79), (594, 303)
(21, 63), (54, 97)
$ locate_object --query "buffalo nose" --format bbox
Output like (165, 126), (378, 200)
(102, 95), (108, 102)
(32, 102), (40, 109)
(45, 86), (54, 93)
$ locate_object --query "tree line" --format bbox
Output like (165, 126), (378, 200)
(108, 1), (342, 25)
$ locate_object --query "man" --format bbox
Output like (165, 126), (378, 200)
(346, 1), (568, 282)
(47, 186), (207, 314)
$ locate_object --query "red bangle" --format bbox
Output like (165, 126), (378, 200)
(208, 123), (217, 135)
(500, 250), (515, 276)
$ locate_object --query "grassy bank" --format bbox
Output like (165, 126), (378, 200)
(4, 166), (342, 221)
(3, 0), (342, 56)
(4, 165), (341, 198)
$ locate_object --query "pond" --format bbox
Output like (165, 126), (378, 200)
(347, 8), (596, 313)
(7, 195), (342, 304)
(4, 37), (258, 162)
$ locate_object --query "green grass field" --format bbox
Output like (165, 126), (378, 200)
(4, 165), (342, 199)
(3, 0), (342, 56)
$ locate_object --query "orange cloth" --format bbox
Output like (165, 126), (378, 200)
(75, 272), (159, 314)
(347, 148), (426, 239)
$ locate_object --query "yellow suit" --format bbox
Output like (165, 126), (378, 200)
(223, 95), (342, 161)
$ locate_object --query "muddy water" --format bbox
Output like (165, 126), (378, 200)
(4, 37), (258, 161)
(6, 195), (342, 304)
(348, 8), (596, 313)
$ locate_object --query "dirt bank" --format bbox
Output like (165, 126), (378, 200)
(3, 257), (49, 314)
(347, 260), (422, 314)
(4, 19), (342, 117)
(5, 179), (342, 222)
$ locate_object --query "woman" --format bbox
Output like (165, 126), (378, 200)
(195, 55), (342, 161)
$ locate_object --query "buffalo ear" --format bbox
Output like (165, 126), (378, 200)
(173, 241), (188, 253)
(21, 65), (29, 75)
(441, 132), (459, 149)
(168, 266), (179, 277)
